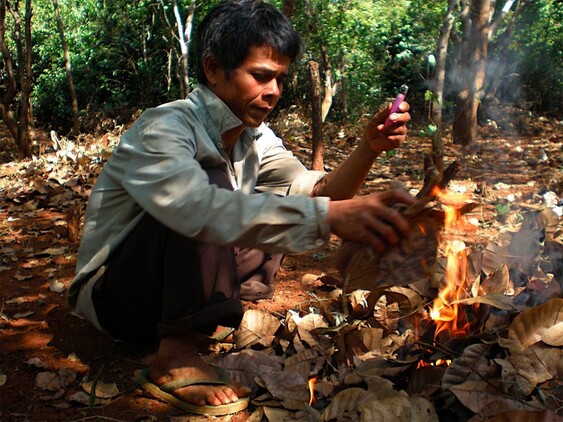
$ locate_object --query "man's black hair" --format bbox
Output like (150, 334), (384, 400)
(195, 0), (303, 84)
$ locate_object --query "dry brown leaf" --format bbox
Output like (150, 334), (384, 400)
(350, 290), (370, 313)
(442, 344), (494, 388)
(520, 343), (563, 382)
(297, 314), (329, 348)
(353, 357), (409, 379)
(495, 358), (535, 398)
(259, 369), (309, 405)
(234, 309), (281, 349)
(67, 390), (111, 406)
(13, 311), (35, 319)
(82, 380), (119, 399)
(385, 286), (424, 315)
(482, 242), (508, 276)
(35, 372), (62, 392)
(499, 297), (563, 354)
(359, 395), (438, 422)
(356, 327), (383, 353)
(37, 247), (67, 256)
(481, 264), (514, 295)
(448, 379), (541, 417)
(26, 357), (50, 369)
(284, 349), (320, 381)
(541, 321), (563, 346)
(302, 273), (320, 286)
(263, 406), (294, 422)
(456, 292), (514, 310)
(214, 349), (282, 389)
(407, 366), (445, 396)
(336, 210), (442, 291)
(469, 409), (561, 422)
(34, 369), (76, 394)
(321, 387), (366, 421)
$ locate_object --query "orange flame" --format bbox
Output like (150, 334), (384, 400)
(308, 377), (317, 406)
(429, 190), (472, 341)
(417, 358), (453, 369)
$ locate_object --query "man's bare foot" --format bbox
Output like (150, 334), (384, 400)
(148, 331), (250, 407)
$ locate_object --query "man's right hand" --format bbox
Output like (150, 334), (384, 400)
(327, 189), (415, 253)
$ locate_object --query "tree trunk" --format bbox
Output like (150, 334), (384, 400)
(320, 44), (338, 123)
(1, 0), (33, 158)
(0, 0), (19, 142)
(453, 0), (490, 146)
(431, 0), (459, 173)
(282, 0), (297, 18)
(485, 0), (528, 99)
(19, 0), (33, 156)
(172, 0), (193, 98)
(309, 61), (324, 171)
(52, 0), (79, 135)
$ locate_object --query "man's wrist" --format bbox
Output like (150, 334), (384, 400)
(361, 137), (383, 157)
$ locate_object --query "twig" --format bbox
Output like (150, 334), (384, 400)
(403, 160), (460, 218)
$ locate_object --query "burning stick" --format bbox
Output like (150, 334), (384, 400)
(404, 159), (461, 217)
(334, 158), (469, 292)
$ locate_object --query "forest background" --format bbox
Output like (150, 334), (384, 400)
(1, 0), (562, 160)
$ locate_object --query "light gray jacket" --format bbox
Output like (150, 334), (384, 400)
(68, 84), (330, 330)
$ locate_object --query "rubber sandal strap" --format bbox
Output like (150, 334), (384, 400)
(159, 366), (230, 393)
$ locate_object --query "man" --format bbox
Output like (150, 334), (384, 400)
(68, 0), (413, 415)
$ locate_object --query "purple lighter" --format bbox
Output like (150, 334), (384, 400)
(384, 84), (409, 127)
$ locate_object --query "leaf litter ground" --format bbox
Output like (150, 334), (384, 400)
(0, 116), (562, 421)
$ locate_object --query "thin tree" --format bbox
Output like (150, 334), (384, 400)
(174, 0), (195, 97)
(320, 44), (339, 123)
(0, 0), (33, 158)
(309, 61), (324, 171)
(430, 0), (460, 173)
(282, 0), (296, 18)
(452, 0), (491, 146)
(52, 0), (79, 134)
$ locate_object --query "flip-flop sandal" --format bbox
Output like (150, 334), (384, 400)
(133, 367), (249, 416)
(211, 326), (235, 342)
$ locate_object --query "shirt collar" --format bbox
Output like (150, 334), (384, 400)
(192, 84), (264, 144)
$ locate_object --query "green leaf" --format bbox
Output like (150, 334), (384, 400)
(385, 148), (398, 158)
(424, 90), (434, 102)
(495, 203), (511, 216)
(426, 124), (437, 135)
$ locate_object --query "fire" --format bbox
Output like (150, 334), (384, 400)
(417, 358), (453, 369)
(429, 187), (473, 341)
(308, 377), (317, 406)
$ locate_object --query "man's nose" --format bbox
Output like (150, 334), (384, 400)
(264, 79), (281, 98)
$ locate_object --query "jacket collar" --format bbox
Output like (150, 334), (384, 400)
(192, 84), (264, 145)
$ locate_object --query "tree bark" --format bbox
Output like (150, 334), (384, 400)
(282, 0), (297, 18)
(20, 0), (33, 156)
(309, 61), (324, 171)
(320, 44), (338, 122)
(452, 0), (490, 146)
(0, 0), (19, 142)
(52, 0), (79, 134)
(172, 0), (195, 98)
(485, 0), (528, 99)
(1, 0), (33, 158)
(431, 0), (459, 173)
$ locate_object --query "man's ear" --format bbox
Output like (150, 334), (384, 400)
(203, 56), (222, 85)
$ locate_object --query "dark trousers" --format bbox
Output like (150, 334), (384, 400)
(92, 169), (283, 343)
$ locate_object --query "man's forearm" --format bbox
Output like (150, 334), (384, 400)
(311, 139), (379, 200)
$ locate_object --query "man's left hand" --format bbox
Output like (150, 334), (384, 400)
(365, 101), (410, 154)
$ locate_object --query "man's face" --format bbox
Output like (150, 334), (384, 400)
(205, 45), (291, 128)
